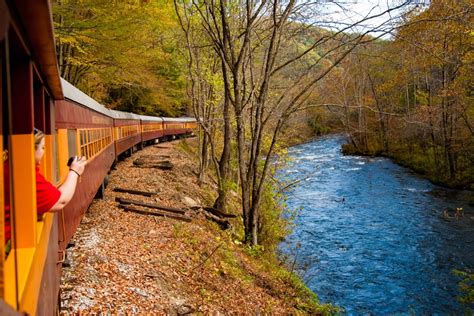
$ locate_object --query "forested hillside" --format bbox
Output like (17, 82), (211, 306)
(53, 1), (189, 116)
(309, 0), (473, 189)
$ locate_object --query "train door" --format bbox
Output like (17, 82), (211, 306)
(0, 9), (19, 310)
(0, 11), (56, 312)
(0, 21), (22, 315)
(0, 17), (8, 307)
(4, 21), (37, 312)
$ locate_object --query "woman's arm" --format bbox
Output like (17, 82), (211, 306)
(50, 157), (87, 212)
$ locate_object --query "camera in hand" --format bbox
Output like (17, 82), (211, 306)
(67, 156), (77, 167)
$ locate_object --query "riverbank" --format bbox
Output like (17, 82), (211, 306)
(59, 138), (333, 314)
(341, 141), (474, 192)
(278, 134), (474, 313)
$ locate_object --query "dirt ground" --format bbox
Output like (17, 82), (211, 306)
(59, 138), (325, 314)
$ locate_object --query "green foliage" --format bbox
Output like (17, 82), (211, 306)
(176, 139), (193, 154)
(308, 113), (332, 136)
(259, 254), (340, 315)
(317, 0), (474, 189)
(244, 244), (265, 257)
(453, 269), (474, 306)
(257, 182), (293, 254)
(53, 0), (190, 116)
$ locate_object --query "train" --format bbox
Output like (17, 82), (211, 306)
(0, 1), (197, 314)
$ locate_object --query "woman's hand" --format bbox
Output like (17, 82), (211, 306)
(70, 156), (87, 175)
(51, 156), (88, 211)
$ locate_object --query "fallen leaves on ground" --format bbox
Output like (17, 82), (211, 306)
(60, 139), (317, 314)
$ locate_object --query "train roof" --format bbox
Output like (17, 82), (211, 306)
(61, 78), (112, 117)
(162, 117), (196, 122)
(61, 79), (196, 122)
(139, 115), (164, 122)
(109, 109), (141, 120)
(14, 1), (63, 99)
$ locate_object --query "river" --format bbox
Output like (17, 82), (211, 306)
(278, 135), (474, 314)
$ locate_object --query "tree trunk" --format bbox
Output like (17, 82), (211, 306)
(213, 91), (232, 212)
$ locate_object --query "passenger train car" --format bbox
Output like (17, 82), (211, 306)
(0, 1), (197, 314)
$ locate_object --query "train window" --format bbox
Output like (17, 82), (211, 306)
(79, 130), (85, 150)
(52, 132), (60, 184)
(67, 129), (77, 158)
(98, 130), (102, 148)
(1, 40), (11, 265)
(78, 128), (111, 160)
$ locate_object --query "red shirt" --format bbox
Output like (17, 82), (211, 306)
(3, 165), (60, 244)
(35, 165), (61, 215)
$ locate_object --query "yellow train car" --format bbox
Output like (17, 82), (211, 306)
(1, 0), (64, 314)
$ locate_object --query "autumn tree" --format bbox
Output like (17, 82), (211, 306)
(174, 2), (226, 187)
(53, 0), (189, 115)
(318, 0), (473, 188)
(175, 0), (414, 244)
(395, 0), (473, 184)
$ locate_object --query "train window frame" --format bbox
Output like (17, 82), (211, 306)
(78, 127), (112, 161)
(0, 38), (7, 299)
(67, 129), (77, 158)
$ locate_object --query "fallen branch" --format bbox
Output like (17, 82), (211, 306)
(136, 162), (173, 170)
(202, 210), (231, 229)
(119, 204), (192, 222)
(133, 157), (174, 170)
(113, 187), (157, 196)
(190, 206), (237, 218)
(116, 197), (186, 215)
(144, 273), (160, 279)
(190, 244), (221, 272)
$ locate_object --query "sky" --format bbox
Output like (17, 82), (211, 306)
(317, 0), (428, 36)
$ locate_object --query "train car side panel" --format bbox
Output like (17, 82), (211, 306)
(55, 100), (112, 129)
(113, 117), (141, 156)
(58, 144), (115, 249)
(20, 213), (58, 315)
(55, 96), (115, 249)
(140, 116), (164, 143)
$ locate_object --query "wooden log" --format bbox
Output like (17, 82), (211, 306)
(133, 157), (174, 169)
(134, 162), (174, 170)
(202, 211), (231, 230)
(189, 206), (237, 218)
(120, 205), (192, 222)
(113, 187), (157, 196)
(204, 207), (237, 218)
(115, 197), (186, 215)
(133, 157), (171, 165)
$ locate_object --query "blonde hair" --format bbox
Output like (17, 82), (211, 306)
(34, 129), (45, 150)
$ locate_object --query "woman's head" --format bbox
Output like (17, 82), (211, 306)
(34, 128), (45, 164)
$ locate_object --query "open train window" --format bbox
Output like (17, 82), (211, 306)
(67, 129), (77, 158)
(1, 40), (9, 306)
(52, 131), (60, 184)
(79, 130), (86, 157)
(1, 38), (10, 261)
(0, 37), (13, 263)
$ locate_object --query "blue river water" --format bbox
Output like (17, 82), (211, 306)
(278, 135), (474, 314)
